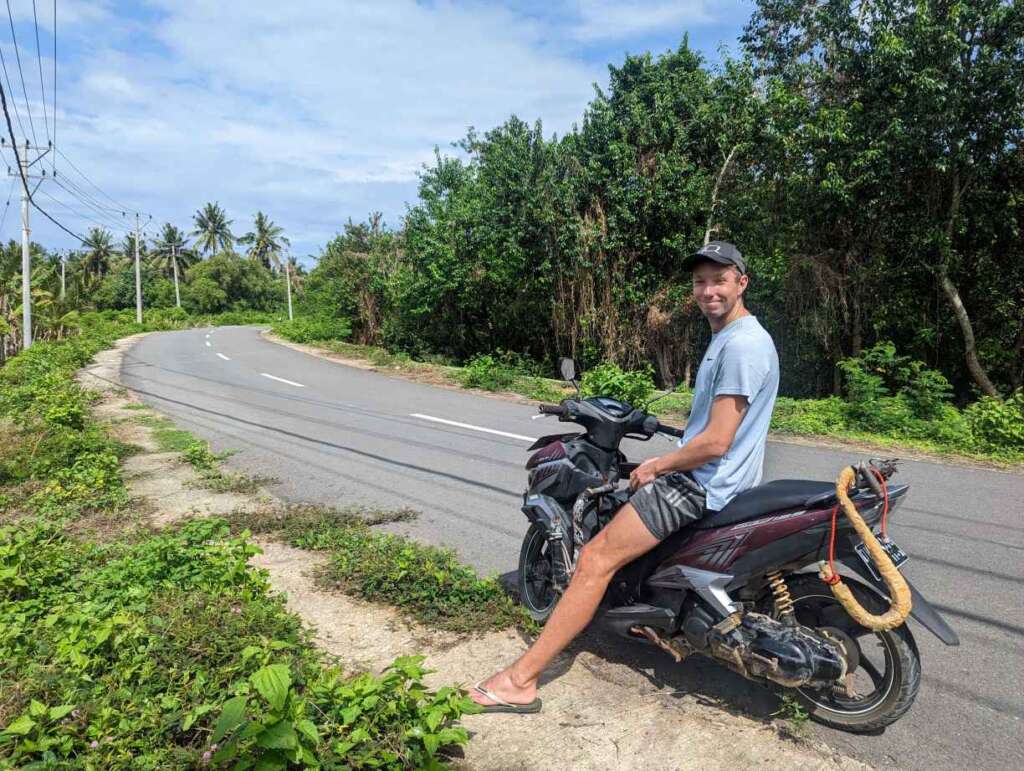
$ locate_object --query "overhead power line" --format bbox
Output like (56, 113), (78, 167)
(54, 147), (138, 215)
(31, 0), (48, 141)
(0, 173), (14, 232)
(0, 76), (83, 242)
(47, 180), (130, 232)
(6, 0), (38, 145)
(51, 0), (54, 169)
(0, 29), (25, 140)
(37, 185), (131, 234)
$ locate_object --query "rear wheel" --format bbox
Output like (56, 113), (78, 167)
(777, 574), (921, 733)
(518, 524), (560, 623)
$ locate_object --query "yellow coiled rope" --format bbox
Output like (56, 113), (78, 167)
(819, 466), (912, 631)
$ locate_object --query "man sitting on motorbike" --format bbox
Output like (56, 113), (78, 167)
(471, 240), (780, 712)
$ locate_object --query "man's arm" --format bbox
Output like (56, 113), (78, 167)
(629, 395), (748, 490)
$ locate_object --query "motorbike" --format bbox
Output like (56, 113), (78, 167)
(517, 359), (959, 732)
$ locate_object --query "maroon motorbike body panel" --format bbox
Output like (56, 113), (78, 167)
(660, 504), (849, 574)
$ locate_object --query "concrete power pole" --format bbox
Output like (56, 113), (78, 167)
(172, 242), (181, 308)
(20, 149), (30, 347)
(284, 256), (294, 321)
(6, 139), (51, 350)
(59, 251), (65, 300)
(134, 212), (142, 323)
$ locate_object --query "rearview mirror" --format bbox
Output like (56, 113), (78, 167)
(558, 357), (577, 382)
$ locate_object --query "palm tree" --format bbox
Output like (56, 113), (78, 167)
(239, 211), (289, 270)
(150, 224), (195, 308)
(81, 227), (116, 282)
(192, 202), (234, 255)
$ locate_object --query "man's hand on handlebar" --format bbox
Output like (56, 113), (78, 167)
(629, 457), (661, 491)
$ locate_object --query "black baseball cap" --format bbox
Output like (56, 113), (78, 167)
(682, 241), (746, 274)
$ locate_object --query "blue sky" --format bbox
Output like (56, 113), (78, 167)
(1, 1), (752, 262)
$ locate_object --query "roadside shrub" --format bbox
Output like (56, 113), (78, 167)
(458, 351), (543, 392)
(966, 389), (1024, 451)
(771, 396), (846, 435)
(581, 362), (656, 407)
(181, 440), (221, 471)
(458, 354), (517, 391)
(273, 316), (352, 344)
(839, 342), (953, 420)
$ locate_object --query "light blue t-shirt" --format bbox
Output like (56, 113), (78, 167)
(679, 315), (779, 511)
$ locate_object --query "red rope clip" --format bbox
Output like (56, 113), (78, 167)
(823, 503), (843, 585)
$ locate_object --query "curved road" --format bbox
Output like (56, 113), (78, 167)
(120, 326), (1023, 770)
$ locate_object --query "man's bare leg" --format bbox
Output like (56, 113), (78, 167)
(471, 502), (659, 706)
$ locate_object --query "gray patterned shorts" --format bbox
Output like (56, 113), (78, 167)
(630, 472), (707, 541)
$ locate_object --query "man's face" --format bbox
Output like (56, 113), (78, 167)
(691, 261), (748, 322)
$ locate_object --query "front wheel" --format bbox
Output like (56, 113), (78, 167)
(778, 574), (921, 733)
(518, 524), (560, 623)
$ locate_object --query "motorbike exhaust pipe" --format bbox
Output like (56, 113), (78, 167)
(602, 604), (675, 639)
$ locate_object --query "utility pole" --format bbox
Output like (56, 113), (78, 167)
(134, 212), (142, 323)
(284, 255), (294, 321)
(59, 251), (65, 300)
(21, 149), (30, 345)
(4, 138), (51, 350)
(172, 242), (181, 308)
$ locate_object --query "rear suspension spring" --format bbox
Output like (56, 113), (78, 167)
(767, 570), (795, 623)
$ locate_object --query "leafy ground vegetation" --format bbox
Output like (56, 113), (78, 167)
(0, 318), (481, 769)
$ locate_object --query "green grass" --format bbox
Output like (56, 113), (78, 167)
(135, 415), (199, 453)
(227, 504), (537, 635)
(772, 694), (811, 738)
(188, 470), (278, 495)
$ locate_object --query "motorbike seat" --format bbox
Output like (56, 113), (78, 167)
(693, 480), (837, 529)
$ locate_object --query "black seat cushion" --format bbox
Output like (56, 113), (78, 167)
(694, 479), (837, 529)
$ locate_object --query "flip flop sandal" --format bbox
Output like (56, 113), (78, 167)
(472, 682), (542, 714)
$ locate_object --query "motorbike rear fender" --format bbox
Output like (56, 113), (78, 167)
(522, 493), (571, 535)
(840, 558), (960, 646)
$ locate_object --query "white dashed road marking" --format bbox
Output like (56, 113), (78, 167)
(217, 353), (231, 361)
(205, 340), (211, 347)
(409, 413), (535, 442)
(261, 373), (305, 388)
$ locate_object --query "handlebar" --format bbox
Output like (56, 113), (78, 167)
(538, 403), (566, 416)
(656, 422), (685, 438)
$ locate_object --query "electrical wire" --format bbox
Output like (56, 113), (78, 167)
(51, 0), (54, 171)
(0, 174), (15, 232)
(37, 186), (130, 234)
(6, 0), (38, 145)
(0, 30), (25, 141)
(54, 147), (139, 215)
(0, 77), (83, 242)
(53, 173), (126, 219)
(44, 181), (129, 232)
(31, 0), (48, 141)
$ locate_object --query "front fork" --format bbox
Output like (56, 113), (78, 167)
(550, 484), (617, 591)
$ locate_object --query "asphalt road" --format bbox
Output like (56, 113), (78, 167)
(120, 326), (1024, 770)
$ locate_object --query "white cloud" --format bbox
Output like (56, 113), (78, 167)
(24, 0), (608, 257)
(572, 0), (715, 42)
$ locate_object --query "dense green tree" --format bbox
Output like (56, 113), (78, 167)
(183, 253), (278, 314)
(743, 0), (1024, 396)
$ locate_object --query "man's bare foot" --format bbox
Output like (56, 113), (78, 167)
(469, 668), (538, 707)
